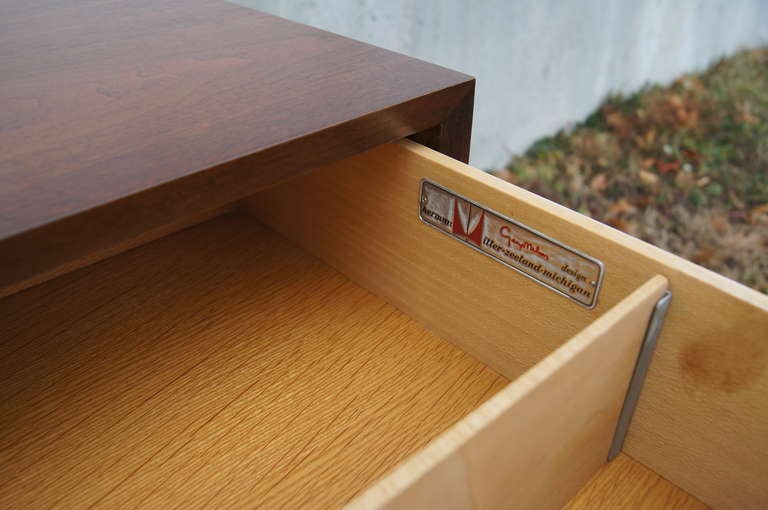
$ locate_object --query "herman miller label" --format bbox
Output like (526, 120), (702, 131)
(419, 179), (604, 308)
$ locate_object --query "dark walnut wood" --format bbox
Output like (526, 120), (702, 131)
(0, 0), (474, 297)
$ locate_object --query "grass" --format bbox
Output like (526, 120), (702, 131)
(495, 47), (768, 293)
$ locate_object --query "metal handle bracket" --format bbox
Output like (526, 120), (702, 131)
(607, 290), (673, 461)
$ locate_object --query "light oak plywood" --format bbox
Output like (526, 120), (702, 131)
(564, 453), (707, 510)
(0, 214), (508, 509)
(347, 276), (668, 510)
(247, 140), (768, 509)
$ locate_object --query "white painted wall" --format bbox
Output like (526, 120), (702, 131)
(232, 0), (768, 169)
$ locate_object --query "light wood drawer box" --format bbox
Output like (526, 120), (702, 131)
(2, 140), (766, 509)
(2, 2), (766, 508)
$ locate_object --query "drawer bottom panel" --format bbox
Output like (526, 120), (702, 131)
(0, 214), (507, 509)
(566, 453), (705, 509)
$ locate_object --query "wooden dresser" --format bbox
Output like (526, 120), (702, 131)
(1, 1), (765, 508)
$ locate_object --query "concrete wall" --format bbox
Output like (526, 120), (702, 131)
(232, 0), (768, 169)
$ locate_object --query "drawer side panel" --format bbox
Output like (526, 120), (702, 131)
(346, 276), (667, 509)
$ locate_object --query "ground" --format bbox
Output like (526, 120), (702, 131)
(495, 48), (768, 293)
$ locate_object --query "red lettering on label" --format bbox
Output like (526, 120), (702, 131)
(499, 225), (549, 260)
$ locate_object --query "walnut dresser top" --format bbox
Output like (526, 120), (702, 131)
(0, 0), (474, 296)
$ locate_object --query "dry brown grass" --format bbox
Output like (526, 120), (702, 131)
(496, 48), (768, 293)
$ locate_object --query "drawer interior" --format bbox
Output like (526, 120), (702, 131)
(0, 214), (508, 508)
(1, 139), (733, 508)
(0, 211), (687, 509)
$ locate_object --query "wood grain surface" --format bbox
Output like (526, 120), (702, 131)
(564, 454), (707, 510)
(0, 0), (474, 297)
(348, 276), (668, 510)
(0, 214), (506, 508)
(247, 140), (767, 509)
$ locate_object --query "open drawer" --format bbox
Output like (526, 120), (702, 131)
(1, 141), (765, 509)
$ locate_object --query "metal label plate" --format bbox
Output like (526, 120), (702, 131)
(419, 179), (604, 308)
